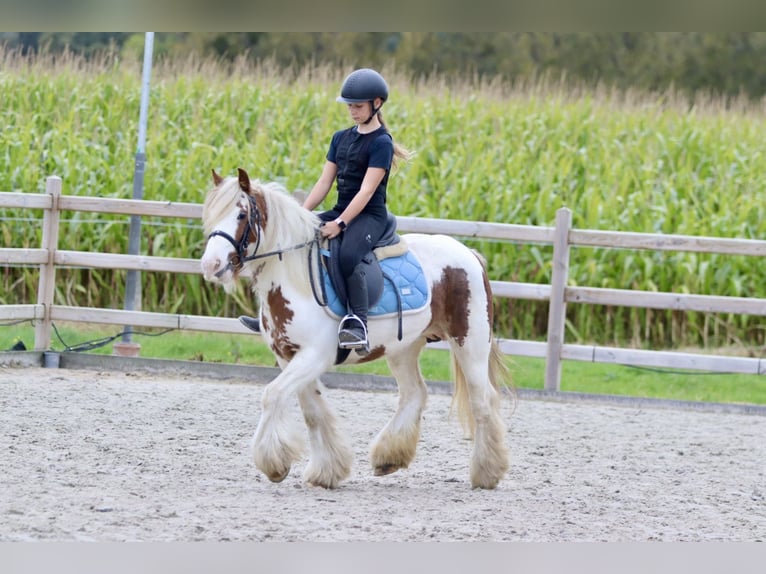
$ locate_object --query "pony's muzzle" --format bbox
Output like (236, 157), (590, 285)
(201, 256), (224, 281)
(213, 262), (233, 279)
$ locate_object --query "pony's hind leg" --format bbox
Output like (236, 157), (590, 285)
(297, 379), (353, 488)
(369, 342), (428, 477)
(451, 340), (510, 489)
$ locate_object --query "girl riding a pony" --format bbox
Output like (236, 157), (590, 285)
(241, 68), (412, 353)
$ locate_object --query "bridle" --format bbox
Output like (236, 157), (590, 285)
(207, 193), (324, 303)
(208, 193), (263, 279)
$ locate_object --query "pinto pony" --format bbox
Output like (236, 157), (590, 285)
(200, 168), (510, 489)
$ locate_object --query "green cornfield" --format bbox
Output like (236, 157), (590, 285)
(3, 47), (766, 350)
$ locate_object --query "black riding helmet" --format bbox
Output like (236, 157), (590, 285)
(336, 68), (388, 124)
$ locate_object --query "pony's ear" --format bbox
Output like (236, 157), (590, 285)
(212, 169), (223, 186)
(237, 168), (251, 193)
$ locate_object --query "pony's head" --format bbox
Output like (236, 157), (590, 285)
(200, 167), (319, 292)
(200, 168), (263, 290)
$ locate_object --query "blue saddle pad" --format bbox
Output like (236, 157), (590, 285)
(323, 250), (430, 319)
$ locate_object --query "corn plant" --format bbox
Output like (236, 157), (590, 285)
(2, 48), (766, 349)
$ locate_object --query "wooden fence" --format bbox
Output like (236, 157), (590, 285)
(2, 176), (766, 391)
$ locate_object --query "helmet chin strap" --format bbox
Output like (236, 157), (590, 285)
(363, 101), (381, 125)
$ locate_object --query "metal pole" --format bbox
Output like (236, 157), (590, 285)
(121, 32), (154, 349)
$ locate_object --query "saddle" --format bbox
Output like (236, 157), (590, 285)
(323, 213), (402, 311)
(318, 214), (429, 363)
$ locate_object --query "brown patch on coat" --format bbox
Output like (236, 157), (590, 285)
(266, 285), (300, 361)
(223, 196), (252, 276)
(229, 193), (267, 278)
(236, 165), (269, 238)
(426, 267), (471, 346)
(245, 261), (266, 283)
(237, 167), (269, 235)
(355, 345), (386, 363)
(236, 194), (265, 247)
(251, 190), (268, 233)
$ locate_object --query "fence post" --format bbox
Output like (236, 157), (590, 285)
(33, 176), (62, 351)
(544, 207), (572, 391)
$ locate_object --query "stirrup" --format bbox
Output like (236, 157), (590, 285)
(338, 314), (369, 353)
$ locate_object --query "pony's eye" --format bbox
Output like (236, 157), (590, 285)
(237, 211), (247, 221)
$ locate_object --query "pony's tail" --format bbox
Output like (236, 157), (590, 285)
(451, 339), (515, 439)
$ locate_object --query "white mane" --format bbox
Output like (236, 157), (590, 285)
(253, 179), (320, 253)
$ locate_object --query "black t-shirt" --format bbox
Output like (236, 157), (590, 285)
(326, 126), (393, 216)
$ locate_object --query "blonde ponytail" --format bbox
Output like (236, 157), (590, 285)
(378, 111), (414, 169)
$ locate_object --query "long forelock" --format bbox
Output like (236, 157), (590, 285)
(202, 177), (243, 237)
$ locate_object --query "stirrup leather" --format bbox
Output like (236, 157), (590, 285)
(337, 314), (368, 350)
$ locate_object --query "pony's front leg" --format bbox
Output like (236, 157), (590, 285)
(297, 379), (353, 489)
(252, 355), (327, 483)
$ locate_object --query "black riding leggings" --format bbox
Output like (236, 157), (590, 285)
(319, 211), (387, 278)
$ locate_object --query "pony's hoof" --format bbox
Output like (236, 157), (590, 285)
(265, 468), (290, 483)
(306, 479), (333, 489)
(470, 474), (502, 490)
(373, 463), (401, 476)
(471, 480), (500, 490)
(304, 471), (344, 489)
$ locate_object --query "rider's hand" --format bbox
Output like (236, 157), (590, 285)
(320, 221), (342, 239)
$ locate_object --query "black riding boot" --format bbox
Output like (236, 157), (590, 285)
(338, 263), (369, 354)
(238, 315), (260, 333)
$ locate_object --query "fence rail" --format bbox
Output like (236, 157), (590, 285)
(2, 176), (766, 390)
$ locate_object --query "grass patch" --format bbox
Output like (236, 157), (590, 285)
(2, 321), (765, 406)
